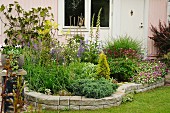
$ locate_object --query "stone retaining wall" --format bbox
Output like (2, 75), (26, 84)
(24, 79), (164, 110)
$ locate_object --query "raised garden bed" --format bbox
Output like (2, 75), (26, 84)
(24, 79), (164, 110)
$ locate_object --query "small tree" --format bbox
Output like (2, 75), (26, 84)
(96, 51), (110, 79)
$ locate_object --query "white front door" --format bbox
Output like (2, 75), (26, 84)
(120, 0), (145, 42)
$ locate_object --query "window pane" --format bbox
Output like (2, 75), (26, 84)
(65, 0), (85, 26)
(91, 0), (110, 27)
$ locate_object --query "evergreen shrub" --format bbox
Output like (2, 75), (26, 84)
(69, 78), (118, 99)
(96, 52), (110, 79)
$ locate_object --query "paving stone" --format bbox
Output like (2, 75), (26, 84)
(69, 105), (80, 110)
(80, 105), (103, 110)
(58, 105), (69, 110)
(69, 96), (82, 105)
(112, 94), (123, 102)
(39, 104), (58, 110)
(59, 96), (70, 106)
(102, 96), (117, 105)
(38, 95), (60, 106)
(103, 103), (115, 108)
(112, 101), (122, 106)
(81, 97), (96, 106)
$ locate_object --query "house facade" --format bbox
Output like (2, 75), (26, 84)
(0, 0), (168, 56)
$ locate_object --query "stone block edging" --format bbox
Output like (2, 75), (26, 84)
(24, 79), (164, 110)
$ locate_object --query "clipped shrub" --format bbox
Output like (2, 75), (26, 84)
(96, 52), (110, 79)
(69, 78), (118, 99)
(104, 35), (141, 59)
(109, 58), (138, 82)
(68, 79), (91, 96)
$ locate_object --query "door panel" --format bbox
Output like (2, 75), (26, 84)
(120, 0), (144, 41)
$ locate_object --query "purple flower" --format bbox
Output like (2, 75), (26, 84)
(77, 45), (85, 57)
(33, 44), (38, 50)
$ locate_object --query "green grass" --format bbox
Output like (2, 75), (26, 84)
(42, 86), (170, 113)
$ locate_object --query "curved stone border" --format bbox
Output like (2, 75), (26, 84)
(24, 79), (164, 110)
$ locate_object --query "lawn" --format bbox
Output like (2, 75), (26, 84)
(43, 86), (170, 113)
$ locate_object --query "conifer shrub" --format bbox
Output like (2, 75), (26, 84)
(96, 52), (110, 79)
(69, 78), (118, 99)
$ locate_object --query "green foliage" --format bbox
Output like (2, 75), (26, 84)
(122, 93), (134, 103)
(1, 46), (23, 71)
(96, 52), (110, 79)
(61, 36), (80, 65)
(110, 35), (141, 52)
(0, 2), (58, 66)
(109, 58), (138, 82)
(24, 55), (71, 94)
(24, 52), (97, 94)
(69, 78), (118, 99)
(131, 60), (167, 84)
(68, 62), (97, 80)
(104, 35), (141, 59)
(162, 52), (170, 68)
(79, 8), (102, 64)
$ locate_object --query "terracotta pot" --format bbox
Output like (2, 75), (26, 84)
(1, 54), (24, 69)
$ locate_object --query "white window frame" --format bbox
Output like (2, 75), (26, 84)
(0, 21), (1, 35)
(58, 0), (89, 30)
(58, 0), (112, 34)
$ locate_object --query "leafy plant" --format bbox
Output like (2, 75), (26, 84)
(24, 55), (71, 94)
(109, 58), (138, 82)
(104, 35), (141, 59)
(0, 1), (58, 66)
(61, 34), (80, 65)
(1, 52), (25, 113)
(78, 8), (102, 64)
(96, 52), (110, 79)
(131, 60), (168, 84)
(68, 62), (97, 80)
(122, 93), (134, 103)
(162, 52), (170, 68)
(69, 78), (118, 99)
(149, 21), (170, 55)
(1, 46), (23, 71)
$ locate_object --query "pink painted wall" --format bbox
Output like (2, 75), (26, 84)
(0, 0), (58, 46)
(148, 0), (168, 56)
